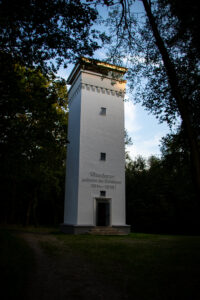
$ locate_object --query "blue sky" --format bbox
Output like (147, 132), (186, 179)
(124, 100), (169, 159)
(58, 1), (170, 160)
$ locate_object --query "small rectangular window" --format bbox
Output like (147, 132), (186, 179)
(100, 191), (106, 197)
(100, 107), (106, 115)
(100, 152), (106, 161)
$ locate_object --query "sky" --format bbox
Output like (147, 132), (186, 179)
(58, 1), (170, 161)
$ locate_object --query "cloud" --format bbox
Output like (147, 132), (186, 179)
(124, 101), (142, 134)
(124, 99), (169, 160)
(126, 133), (163, 160)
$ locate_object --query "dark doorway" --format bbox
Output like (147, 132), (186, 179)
(96, 201), (110, 226)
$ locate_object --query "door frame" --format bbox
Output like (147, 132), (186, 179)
(94, 198), (112, 226)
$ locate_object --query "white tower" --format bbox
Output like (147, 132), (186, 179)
(61, 57), (130, 234)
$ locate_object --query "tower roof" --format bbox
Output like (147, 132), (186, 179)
(67, 57), (127, 85)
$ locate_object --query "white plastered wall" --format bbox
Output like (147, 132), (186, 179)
(77, 70), (126, 226)
(64, 75), (81, 225)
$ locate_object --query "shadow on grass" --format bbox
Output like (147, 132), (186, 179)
(55, 232), (200, 300)
(1, 226), (200, 300)
(0, 229), (35, 300)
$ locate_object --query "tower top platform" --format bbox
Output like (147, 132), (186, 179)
(67, 57), (127, 85)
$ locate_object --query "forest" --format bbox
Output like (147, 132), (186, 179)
(126, 139), (198, 234)
(0, 0), (199, 233)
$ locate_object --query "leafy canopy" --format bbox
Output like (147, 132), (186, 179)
(0, 0), (102, 71)
(0, 53), (68, 224)
(103, 0), (200, 128)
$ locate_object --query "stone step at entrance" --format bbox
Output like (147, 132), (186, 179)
(88, 226), (128, 236)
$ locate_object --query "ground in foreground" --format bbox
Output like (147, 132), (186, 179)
(1, 227), (200, 300)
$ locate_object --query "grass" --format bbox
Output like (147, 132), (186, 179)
(0, 229), (35, 300)
(1, 226), (200, 300)
(0, 224), (60, 234)
(54, 233), (200, 300)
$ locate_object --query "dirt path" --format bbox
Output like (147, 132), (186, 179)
(19, 233), (123, 300)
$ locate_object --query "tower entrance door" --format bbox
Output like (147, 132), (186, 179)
(96, 200), (110, 226)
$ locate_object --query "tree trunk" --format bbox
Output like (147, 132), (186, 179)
(26, 198), (33, 226)
(142, 0), (200, 199)
(10, 177), (17, 223)
(32, 188), (39, 227)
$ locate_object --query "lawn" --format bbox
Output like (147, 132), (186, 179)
(0, 228), (35, 300)
(55, 232), (200, 300)
(1, 227), (200, 300)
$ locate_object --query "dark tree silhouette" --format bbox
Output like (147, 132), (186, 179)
(0, 53), (68, 225)
(0, 0), (102, 71)
(98, 0), (200, 199)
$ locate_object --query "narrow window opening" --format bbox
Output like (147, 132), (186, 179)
(100, 152), (106, 161)
(100, 107), (106, 115)
(100, 191), (106, 197)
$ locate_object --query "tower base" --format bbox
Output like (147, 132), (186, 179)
(60, 224), (130, 235)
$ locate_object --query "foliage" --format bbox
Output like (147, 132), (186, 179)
(0, 0), (102, 71)
(100, 0), (200, 198)
(126, 130), (199, 234)
(124, 129), (133, 146)
(0, 0), (103, 225)
(103, 0), (199, 127)
(0, 53), (68, 225)
(167, 0), (200, 60)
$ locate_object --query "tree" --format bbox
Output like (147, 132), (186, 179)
(98, 0), (200, 199)
(0, 0), (109, 225)
(125, 150), (199, 234)
(167, 0), (200, 59)
(0, 53), (68, 225)
(0, 0), (102, 71)
(141, 0), (200, 198)
(125, 155), (168, 233)
(160, 131), (199, 233)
